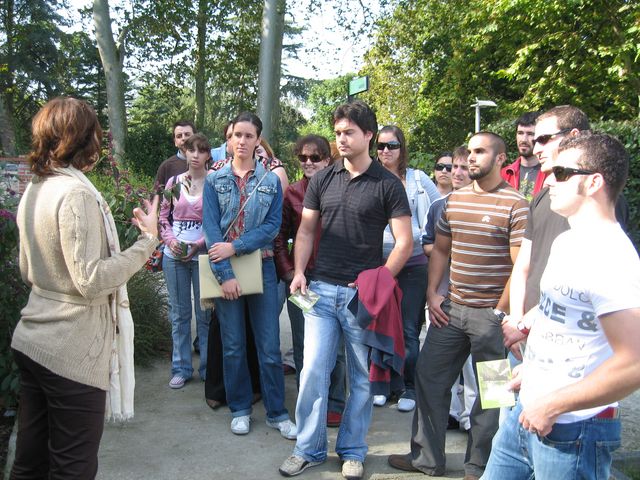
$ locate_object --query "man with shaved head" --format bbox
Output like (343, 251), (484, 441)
(389, 132), (529, 480)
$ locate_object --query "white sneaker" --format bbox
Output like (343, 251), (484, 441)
(373, 395), (387, 407)
(266, 418), (297, 440)
(230, 415), (251, 435)
(397, 398), (416, 412)
(342, 460), (364, 479)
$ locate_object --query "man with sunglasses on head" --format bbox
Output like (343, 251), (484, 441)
(433, 152), (453, 196)
(389, 132), (529, 480)
(482, 132), (640, 480)
(501, 112), (546, 201)
(502, 106), (629, 360)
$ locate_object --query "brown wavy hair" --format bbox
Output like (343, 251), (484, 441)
(28, 97), (103, 176)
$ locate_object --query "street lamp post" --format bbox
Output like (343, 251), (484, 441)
(470, 99), (497, 132)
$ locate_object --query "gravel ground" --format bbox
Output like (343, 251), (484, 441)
(621, 390), (640, 451)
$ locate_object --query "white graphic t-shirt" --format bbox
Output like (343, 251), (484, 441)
(519, 223), (640, 423)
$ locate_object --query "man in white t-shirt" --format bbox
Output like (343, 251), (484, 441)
(482, 133), (640, 480)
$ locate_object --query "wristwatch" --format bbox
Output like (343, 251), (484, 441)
(493, 308), (506, 321)
(517, 321), (530, 335)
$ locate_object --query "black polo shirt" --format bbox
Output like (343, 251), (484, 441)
(304, 158), (410, 286)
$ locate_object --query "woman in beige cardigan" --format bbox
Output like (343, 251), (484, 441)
(11, 97), (159, 479)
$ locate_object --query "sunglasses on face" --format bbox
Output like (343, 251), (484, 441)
(552, 166), (595, 182)
(434, 163), (453, 172)
(533, 128), (571, 146)
(298, 154), (324, 163)
(376, 141), (401, 151)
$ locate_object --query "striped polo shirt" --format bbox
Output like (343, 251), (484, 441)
(436, 181), (529, 307)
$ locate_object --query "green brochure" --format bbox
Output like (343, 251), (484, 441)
(476, 359), (516, 409)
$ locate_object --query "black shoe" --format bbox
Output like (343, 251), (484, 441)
(447, 415), (460, 430)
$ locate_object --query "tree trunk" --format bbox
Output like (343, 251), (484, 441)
(1, 0), (17, 155)
(257, 0), (285, 142)
(93, 0), (127, 162)
(194, 0), (207, 129)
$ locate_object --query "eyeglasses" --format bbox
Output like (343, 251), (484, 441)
(533, 128), (571, 146)
(552, 165), (595, 182)
(434, 163), (453, 172)
(298, 154), (324, 163)
(376, 141), (401, 151)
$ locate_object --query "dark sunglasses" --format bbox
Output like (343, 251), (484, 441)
(298, 154), (324, 163)
(376, 141), (401, 151)
(552, 166), (595, 182)
(534, 128), (571, 146)
(434, 163), (453, 172)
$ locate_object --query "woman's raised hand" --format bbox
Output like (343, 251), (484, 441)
(132, 196), (159, 238)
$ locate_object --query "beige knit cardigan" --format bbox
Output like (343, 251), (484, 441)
(12, 170), (157, 391)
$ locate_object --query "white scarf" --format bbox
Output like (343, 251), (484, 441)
(62, 166), (135, 421)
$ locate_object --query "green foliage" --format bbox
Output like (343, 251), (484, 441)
(361, 0), (640, 156)
(127, 270), (171, 366)
(88, 144), (172, 365)
(301, 74), (356, 140)
(0, 187), (28, 408)
(1, 1), (107, 153)
(89, 143), (156, 248)
(591, 119), (640, 248)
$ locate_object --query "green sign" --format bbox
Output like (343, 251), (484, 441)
(348, 76), (369, 96)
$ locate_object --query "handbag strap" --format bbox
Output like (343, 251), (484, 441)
(223, 165), (271, 240)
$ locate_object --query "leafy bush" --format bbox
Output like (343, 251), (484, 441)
(127, 270), (171, 366)
(0, 187), (28, 408)
(88, 143), (172, 365)
(125, 122), (175, 179)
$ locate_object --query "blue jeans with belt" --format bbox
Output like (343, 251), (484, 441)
(293, 280), (372, 463)
(214, 258), (289, 422)
(482, 402), (621, 480)
(286, 280), (346, 414)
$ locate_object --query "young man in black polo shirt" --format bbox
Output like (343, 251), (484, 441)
(279, 101), (413, 480)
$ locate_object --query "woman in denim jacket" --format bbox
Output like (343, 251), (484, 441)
(202, 112), (296, 440)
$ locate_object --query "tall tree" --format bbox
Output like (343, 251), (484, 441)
(361, 0), (640, 154)
(93, 0), (127, 161)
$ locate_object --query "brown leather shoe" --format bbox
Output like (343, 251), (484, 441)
(205, 398), (224, 410)
(388, 454), (420, 472)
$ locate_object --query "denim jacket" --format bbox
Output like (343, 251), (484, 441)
(202, 159), (283, 283)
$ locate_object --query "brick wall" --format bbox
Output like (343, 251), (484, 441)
(0, 156), (31, 195)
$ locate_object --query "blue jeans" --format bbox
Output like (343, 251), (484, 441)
(286, 281), (346, 414)
(214, 258), (289, 422)
(293, 280), (372, 463)
(163, 255), (209, 379)
(482, 402), (621, 480)
(393, 264), (427, 399)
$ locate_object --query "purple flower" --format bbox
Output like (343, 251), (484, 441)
(0, 209), (16, 221)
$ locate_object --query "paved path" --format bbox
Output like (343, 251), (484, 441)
(97, 309), (468, 480)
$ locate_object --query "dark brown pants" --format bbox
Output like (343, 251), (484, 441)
(11, 350), (106, 480)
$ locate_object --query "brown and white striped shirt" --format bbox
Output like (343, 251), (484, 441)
(437, 181), (529, 307)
